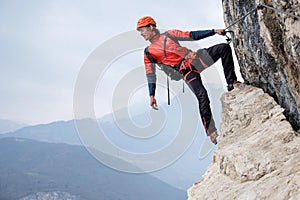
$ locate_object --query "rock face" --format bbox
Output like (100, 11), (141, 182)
(187, 2), (300, 198)
(188, 84), (300, 199)
(223, 0), (300, 130)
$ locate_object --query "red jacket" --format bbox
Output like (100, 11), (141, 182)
(144, 29), (215, 96)
(144, 30), (190, 73)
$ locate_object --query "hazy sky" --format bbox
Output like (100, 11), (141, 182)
(0, 0), (232, 125)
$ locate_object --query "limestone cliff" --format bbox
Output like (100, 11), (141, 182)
(223, 0), (300, 130)
(187, 2), (300, 198)
(188, 84), (300, 199)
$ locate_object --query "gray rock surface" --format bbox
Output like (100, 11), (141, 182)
(187, 84), (300, 200)
(223, 0), (300, 130)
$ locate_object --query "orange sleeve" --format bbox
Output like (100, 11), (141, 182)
(143, 54), (156, 96)
(166, 30), (191, 41)
(144, 54), (155, 74)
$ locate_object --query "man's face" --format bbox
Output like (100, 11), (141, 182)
(138, 26), (155, 41)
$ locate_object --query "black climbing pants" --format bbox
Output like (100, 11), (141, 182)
(193, 43), (238, 85)
(184, 43), (237, 135)
(185, 71), (217, 135)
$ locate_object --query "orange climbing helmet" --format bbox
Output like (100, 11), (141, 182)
(136, 16), (156, 30)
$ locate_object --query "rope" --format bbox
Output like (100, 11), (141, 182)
(225, 6), (259, 30)
(225, 3), (300, 30)
(259, 3), (300, 19)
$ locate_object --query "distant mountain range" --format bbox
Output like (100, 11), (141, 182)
(0, 117), (215, 189)
(0, 119), (26, 134)
(0, 137), (187, 200)
(0, 120), (82, 145)
(0, 84), (224, 198)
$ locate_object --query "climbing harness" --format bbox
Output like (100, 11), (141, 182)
(225, 3), (300, 30)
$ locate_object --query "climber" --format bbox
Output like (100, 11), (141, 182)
(136, 16), (239, 144)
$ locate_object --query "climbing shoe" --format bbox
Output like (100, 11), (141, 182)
(227, 84), (234, 91)
(227, 80), (241, 91)
(209, 131), (219, 145)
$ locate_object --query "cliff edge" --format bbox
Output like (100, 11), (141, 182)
(188, 84), (300, 199)
(187, 1), (300, 198)
(223, 0), (300, 130)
